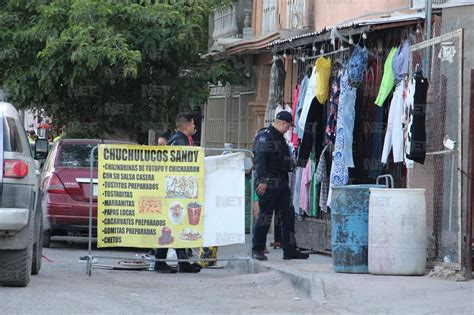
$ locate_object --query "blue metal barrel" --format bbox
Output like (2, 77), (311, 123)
(331, 185), (384, 273)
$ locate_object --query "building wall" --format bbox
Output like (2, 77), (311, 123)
(279, 0), (287, 29)
(252, 0), (262, 36)
(313, 0), (410, 31)
(249, 53), (273, 129)
(253, 0), (315, 37)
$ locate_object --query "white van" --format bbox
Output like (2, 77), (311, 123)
(0, 102), (48, 287)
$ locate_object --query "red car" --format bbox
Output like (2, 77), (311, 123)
(41, 139), (129, 247)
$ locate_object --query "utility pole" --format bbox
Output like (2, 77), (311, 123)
(424, 0), (433, 78)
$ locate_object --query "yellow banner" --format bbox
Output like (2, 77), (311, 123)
(97, 144), (204, 248)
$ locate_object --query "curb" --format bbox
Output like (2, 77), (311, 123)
(254, 261), (328, 304)
(227, 259), (328, 304)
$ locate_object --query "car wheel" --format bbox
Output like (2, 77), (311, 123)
(0, 248), (33, 287)
(0, 222), (33, 287)
(31, 220), (43, 275)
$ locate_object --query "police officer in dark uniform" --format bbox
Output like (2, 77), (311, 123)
(252, 111), (309, 261)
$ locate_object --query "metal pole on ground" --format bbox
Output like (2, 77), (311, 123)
(250, 169), (255, 254)
(87, 145), (98, 276)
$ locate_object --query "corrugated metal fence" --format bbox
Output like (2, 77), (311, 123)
(203, 85), (256, 151)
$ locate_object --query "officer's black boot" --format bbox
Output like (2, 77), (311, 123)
(283, 250), (309, 260)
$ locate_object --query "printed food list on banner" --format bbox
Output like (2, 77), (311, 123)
(97, 144), (205, 248)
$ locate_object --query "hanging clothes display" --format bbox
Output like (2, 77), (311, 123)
(403, 78), (415, 168)
(316, 143), (332, 212)
(295, 74), (310, 140)
(375, 47), (397, 106)
(383, 38), (412, 169)
(348, 44), (369, 86)
(309, 175), (319, 216)
(297, 63), (325, 166)
(406, 73), (429, 164)
(315, 56), (332, 104)
(292, 166), (304, 215)
(290, 84), (301, 148)
(298, 66), (317, 136)
(264, 57), (286, 125)
(342, 81), (357, 169)
(342, 45), (368, 167)
(308, 151), (319, 217)
(329, 70), (351, 187)
(381, 82), (405, 164)
(298, 159), (313, 214)
(325, 71), (342, 144)
(392, 40), (410, 84)
(297, 98), (324, 166)
(292, 84), (300, 115)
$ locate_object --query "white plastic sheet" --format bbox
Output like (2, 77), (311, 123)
(203, 152), (245, 247)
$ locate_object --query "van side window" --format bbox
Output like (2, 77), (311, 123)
(3, 117), (24, 153)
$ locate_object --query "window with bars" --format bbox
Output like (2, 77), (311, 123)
(262, 0), (278, 34)
(286, 0), (305, 29)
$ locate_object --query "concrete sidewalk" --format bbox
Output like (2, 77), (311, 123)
(225, 235), (474, 314)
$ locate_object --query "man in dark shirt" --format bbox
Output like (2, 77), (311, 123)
(252, 111), (309, 261)
(155, 113), (201, 273)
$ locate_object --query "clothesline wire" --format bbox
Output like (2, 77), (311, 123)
(333, 29), (379, 59)
(305, 47), (350, 61)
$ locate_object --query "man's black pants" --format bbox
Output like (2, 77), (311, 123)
(155, 248), (188, 261)
(252, 183), (296, 254)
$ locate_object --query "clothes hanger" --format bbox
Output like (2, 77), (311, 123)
(332, 40), (344, 68)
(334, 29), (378, 59)
(413, 63), (420, 79)
(306, 61), (313, 77)
(333, 55), (343, 69)
(414, 63), (426, 82)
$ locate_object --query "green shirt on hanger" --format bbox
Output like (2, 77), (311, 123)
(309, 151), (319, 217)
(375, 47), (398, 107)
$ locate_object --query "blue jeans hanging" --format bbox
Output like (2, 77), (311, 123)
(341, 81), (357, 168)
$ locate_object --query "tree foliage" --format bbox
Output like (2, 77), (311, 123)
(0, 0), (238, 141)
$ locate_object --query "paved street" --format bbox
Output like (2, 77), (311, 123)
(0, 238), (318, 314)
(1, 236), (472, 314)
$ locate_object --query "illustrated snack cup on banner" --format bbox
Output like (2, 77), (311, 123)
(187, 202), (202, 226)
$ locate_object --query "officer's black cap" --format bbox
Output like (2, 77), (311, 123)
(275, 111), (293, 124)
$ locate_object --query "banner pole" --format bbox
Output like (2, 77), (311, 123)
(87, 145), (98, 276)
(250, 169), (255, 253)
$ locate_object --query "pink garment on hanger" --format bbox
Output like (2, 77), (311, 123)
(298, 160), (312, 214)
(290, 84), (300, 149)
